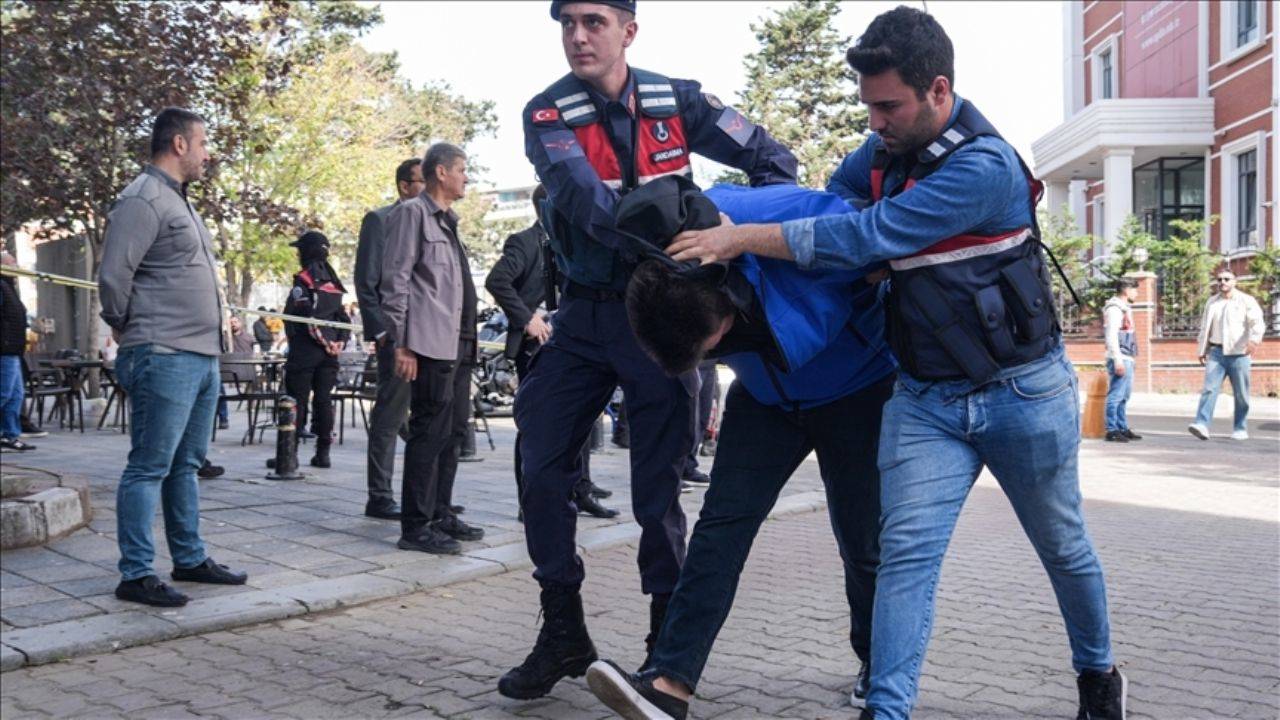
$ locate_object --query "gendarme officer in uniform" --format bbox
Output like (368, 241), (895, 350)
(664, 8), (1126, 720)
(498, 0), (797, 701)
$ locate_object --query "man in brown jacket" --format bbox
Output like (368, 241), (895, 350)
(380, 143), (485, 555)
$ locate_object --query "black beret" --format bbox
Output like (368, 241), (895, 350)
(551, 0), (636, 20)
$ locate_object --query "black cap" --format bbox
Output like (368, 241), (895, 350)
(290, 230), (328, 249)
(551, 0), (636, 20)
(290, 230), (329, 252)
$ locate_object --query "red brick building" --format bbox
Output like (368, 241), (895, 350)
(1034, 0), (1276, 261)
(1033, 1), (1278, 394)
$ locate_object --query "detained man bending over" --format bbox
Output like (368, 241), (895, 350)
(586, 182), (896, 720)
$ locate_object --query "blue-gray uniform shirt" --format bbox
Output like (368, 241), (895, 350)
(523, 68), (798, 290)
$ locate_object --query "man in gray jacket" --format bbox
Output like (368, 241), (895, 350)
(381, 143), (485, 555)
(99, 107), (247, 607)
(354, 157), (424, 520)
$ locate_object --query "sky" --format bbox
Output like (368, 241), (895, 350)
(357, 0), (1065, 190)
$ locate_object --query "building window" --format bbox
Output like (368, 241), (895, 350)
(1090, 39), (1118, 103)
(1133, 157), (1205, 241)
(1236, 149), (1258, 249)
(1237, 0), (1259, 47)
(1100, 49), (1113, 99)
(1224, 1), (1265, 59)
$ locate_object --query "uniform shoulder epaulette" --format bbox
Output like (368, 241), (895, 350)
(917, 101), (1002, 165)
(631, 67), (679, 119)
(545, 73), (597, 127)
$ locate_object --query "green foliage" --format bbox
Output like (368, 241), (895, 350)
(1085, 216), (1220, 328)
(195, 1), (497, 304)
(1242, 245), (1280, 317)
(725, 0), (867, 188)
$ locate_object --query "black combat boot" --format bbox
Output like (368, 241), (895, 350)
(309, 443), (331, 468)
(498, 585), (598, 699)
(640, 592), (671, 671)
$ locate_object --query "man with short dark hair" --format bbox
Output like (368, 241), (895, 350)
(355, 157), (424, 520)
(1103, 278), (1140, 442)
(587, 182), (893, 720)
(663, 8), (1126, 720)
(99, 107), (247, 607)
(1188, 268), (1265, 440)
(500, 0), (797, 701)
(381, 142), (485, 555)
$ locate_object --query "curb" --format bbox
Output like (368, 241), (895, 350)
(0, 490), (829, 672)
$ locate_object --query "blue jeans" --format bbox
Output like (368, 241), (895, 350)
(868, 348), (1113, 720)
(1193, 346), (1251, 432)
(0, 355), (23, 439)
(646, 374), (892, 691)
(114, 344), (218, 581)
(1104, 357), (1134, 432)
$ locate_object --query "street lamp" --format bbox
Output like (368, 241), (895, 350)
(1132, 247), (1149, 273)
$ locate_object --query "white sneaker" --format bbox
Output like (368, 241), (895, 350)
(1187, 424), (1209, 440)
(1231, 430), (1249, 440)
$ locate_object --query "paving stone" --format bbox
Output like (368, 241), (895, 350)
(0, 584), (70, 609)
(2, 611), (180, 665)
(1, 598), (102, 628)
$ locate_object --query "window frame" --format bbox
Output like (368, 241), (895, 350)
(1220, 132), (1267, 255)
(1089, 36), (1119, 104)
(1220, 0), (1267, 65)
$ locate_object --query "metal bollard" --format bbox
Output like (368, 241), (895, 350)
(266, 396), (305, 480)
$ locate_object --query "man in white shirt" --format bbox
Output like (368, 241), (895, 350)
(1102, 279), (1140, 442)
(1189, 270), (1266, 440)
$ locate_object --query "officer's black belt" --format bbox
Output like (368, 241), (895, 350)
(565, 281), (625, 303)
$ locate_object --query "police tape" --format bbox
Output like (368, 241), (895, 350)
(0, 264), (506, 352)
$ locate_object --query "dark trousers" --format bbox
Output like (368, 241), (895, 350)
(366, 341), (410, 505)
(646, 375), (893, 691)
(513, 338), (592, 505)
(284, 359), (338, 446)
(515, 294), (695, 594)
(401, 354), (458, 536)
(682, 360), (718, 477)
(439, 340), (477, 512)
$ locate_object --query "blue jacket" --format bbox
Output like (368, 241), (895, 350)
(705, 184), (897, 410)
(779, 97), (1033, 271)
(524, 68), (797, 291)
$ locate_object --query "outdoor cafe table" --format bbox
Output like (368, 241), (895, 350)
(219, 356), (285, 445)
(37, 358), (103, 432)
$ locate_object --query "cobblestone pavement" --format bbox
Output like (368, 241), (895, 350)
(2, 409), (1277, 719)
(1, 410), (766, 638)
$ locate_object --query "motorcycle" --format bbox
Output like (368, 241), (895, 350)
(473, 305), (518, 416)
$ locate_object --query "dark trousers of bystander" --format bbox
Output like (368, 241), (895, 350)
(284, 359), (338, 446)
(401, 353), (458, 537)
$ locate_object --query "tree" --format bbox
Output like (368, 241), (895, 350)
(1, 0), (257, 371)
(199, 3), (497, 304)
(727, 0), (867, 188)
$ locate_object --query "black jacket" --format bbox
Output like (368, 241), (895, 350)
(484, 224), (546, 358)
(0, 276), (28, 357)
(353, 203), (397, 341)
(252, 318), (274, 351)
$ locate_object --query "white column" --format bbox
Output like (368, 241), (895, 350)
(1102, 147), (1135, 247)
(1068, 179), (1089, 236)
(1045, 181), (1070, 218)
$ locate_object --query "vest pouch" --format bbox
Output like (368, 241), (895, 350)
(999, 259), (1053, 342)
(973, 285), (1017, 360)
(902, 272), (1000, 383)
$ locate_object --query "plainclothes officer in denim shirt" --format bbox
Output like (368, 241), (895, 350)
(665, 8), (1127, 720)
(499, 0), (798, 702)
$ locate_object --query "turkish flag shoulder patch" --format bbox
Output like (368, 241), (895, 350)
(532, 108), (560, 124)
